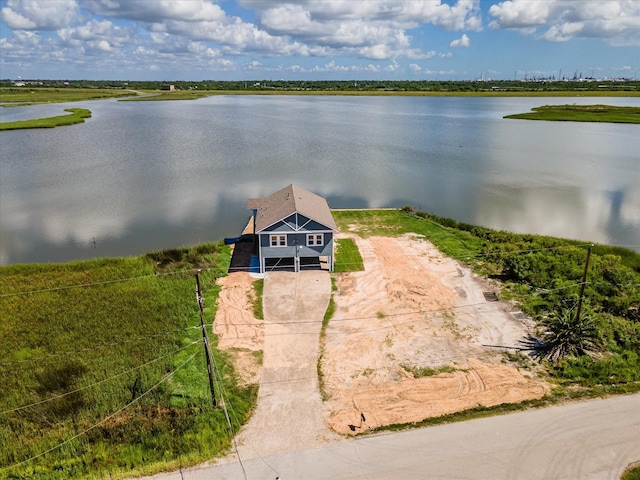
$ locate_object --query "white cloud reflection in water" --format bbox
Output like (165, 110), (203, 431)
(1, 95), (638, 265)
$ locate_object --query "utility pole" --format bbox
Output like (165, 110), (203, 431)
(575, 244), (593, 324)
(195, 270), (217, 408)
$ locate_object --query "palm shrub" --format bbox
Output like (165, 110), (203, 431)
(522, 301), (603, 363)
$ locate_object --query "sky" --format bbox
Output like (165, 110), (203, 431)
(0, 0), (639, 81)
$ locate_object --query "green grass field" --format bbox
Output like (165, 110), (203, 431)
(504, 104), (640, 123)
(0, 87), (137, 105)
(0, 244), (257, 480)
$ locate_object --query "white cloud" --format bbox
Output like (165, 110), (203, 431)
(58, 19), (132, 49)
(1, 0), (81, 30)
(410, 63), (422, 73)
(246, 0), (482, 30)
(252, 0), (481, 59)
(542, 22), (584, 42)
(359, 44), (393, 60)
(450, 33), (470, 47)
(10, 30), (42, 47)
(83, 0), (226, 23)
(489, 0), (640, 45)
(384, 60), (400, 72)
(0, 0), (635, 80)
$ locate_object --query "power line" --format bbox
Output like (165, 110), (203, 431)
(211, 281), (587, 333)
(0, 266), (214, 298)
(195, 269), (217, 408)
(2, 351), (199, 471)
(0, 325), (207, 366)
(5, 239), (630, 297)
(209, 335), (248, 480)
(1, 280), (594, 373)
(1, 276), (614, 367)
(0, 341), (201, 416)
(214, 372), (280, 478)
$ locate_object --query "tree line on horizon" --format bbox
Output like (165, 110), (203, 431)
(2, 78), (638, 92)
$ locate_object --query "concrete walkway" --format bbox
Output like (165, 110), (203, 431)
(226, 270), (340, 461)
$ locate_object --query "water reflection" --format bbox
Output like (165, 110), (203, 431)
(476, 184), (640, 246)
(0, 95), (638, 265)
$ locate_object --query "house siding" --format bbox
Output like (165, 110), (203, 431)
(247, 185), (337, 273)
(259, 232), (333, 258)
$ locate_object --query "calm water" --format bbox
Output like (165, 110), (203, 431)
(1, 95), (639, 265)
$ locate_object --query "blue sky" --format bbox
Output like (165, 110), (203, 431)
(1, 0), (638, 81)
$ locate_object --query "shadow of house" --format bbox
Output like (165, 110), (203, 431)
(227, 234), (255, 273)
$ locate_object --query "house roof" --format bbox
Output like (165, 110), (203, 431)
(247, 184), (338, 233)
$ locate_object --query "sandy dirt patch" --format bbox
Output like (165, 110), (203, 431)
(213, 272), (263, 385)
(322, 233), (549, 435)
(213, 233), (549, 452)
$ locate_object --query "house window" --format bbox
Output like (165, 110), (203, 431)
(307, 234), (324, 246)
(270, 234), (286, 247)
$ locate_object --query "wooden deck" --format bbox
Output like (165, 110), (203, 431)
(229, 216), (256, 273)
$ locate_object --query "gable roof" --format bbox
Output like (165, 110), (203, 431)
(247, 184), (338, 233)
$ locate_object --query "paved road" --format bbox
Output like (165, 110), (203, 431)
(148, 392), (640, 480)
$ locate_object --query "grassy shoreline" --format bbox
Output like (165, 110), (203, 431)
(505, 104), (640, 124)
(2, 86), (637, 129)
(121, 89), (640, 97)
(0, 107), (92, 130)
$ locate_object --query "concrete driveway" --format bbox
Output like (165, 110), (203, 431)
(226, 270), (340, 460)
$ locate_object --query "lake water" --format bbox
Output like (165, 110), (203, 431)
(1, 95), (639, 265)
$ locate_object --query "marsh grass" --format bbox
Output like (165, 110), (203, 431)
(0, 108), (92, 130)
(0, 243), (256, 479)
(332, 209), (484, 260)
(0, 87), (136, 105)
(504, 104), (640, 124)
(121, 91), (213, 101)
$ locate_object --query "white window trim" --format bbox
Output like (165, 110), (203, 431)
(307, 233), (324, 247)
(270, 234), (287, 247)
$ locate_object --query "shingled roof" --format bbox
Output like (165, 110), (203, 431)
(247, 184), (338, 233)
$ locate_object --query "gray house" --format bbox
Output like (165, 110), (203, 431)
(247, 184), (338, 273)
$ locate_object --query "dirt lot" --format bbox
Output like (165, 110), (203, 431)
(323, 233), (549, 434)
(214, 232), (549, 445)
